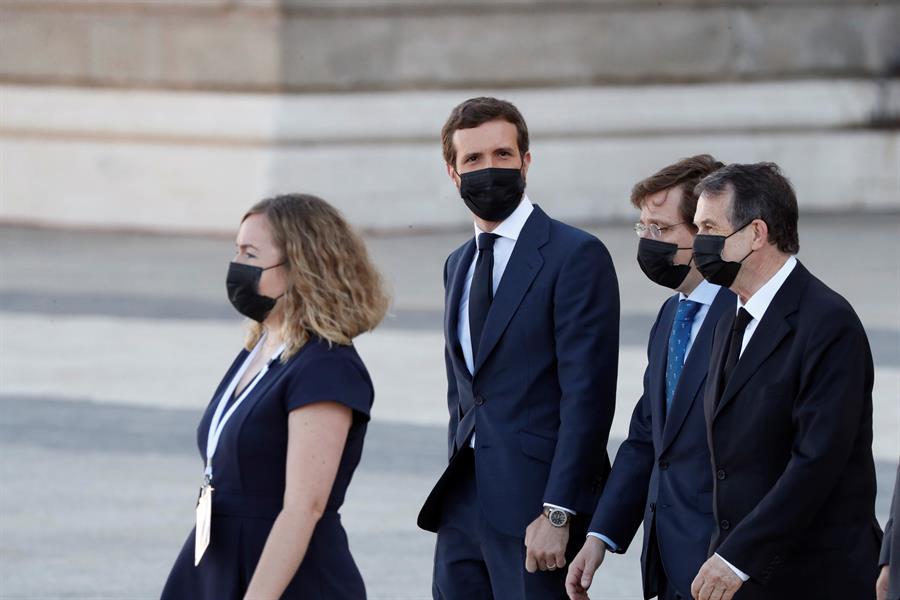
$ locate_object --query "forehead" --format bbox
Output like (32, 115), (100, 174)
(695, 189), (733, 222)
(639, 187), (684, 222)
(236, 213), (275, 246)
(452, 119), (518, 155)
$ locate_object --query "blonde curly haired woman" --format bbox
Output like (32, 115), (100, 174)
(162, 194), (389, 599)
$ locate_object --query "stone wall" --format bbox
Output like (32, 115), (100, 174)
(1, 0), (898, 232)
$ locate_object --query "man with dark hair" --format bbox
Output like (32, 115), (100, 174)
(566, 155), (732, 600)
(688, 162), (882, 600)
(418, 96), (620, 599)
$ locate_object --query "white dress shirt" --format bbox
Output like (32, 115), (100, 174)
(736, 255), (797, 357)
(714, 254), (797, 582)
(457, 196), (534, 375)
(588, 279), (721, 550)
(680, 279), (721, 359)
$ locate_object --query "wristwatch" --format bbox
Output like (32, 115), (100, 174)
(543, 506), (569, 528)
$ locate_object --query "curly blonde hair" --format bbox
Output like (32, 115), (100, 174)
(242, 194), (390, 359)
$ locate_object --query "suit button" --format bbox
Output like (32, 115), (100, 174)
(659, 459), (669, 470)
(717, 469), (727, 480)
(474, 395), (485, 406)
(720, 519), (730, 530)
(650, 502), (656, 513)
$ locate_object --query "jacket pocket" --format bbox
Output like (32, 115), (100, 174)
(520, 430), (557, 464)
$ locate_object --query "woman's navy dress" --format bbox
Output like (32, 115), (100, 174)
(161, 338), (372, 599)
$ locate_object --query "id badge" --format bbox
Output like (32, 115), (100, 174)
(194, 483), (213, 566)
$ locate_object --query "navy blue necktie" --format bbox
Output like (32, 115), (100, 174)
(665, 300), (702, 413)
(469, 233), (498, 363)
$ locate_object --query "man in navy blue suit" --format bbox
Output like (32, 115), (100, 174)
(417, 97), (620, 599)
(566, 155), (732, 600)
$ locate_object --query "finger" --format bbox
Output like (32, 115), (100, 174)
(525, 552), (538, 574)
(555, 549), (567, 569)
(690, 573), (704, 599)
(565, 564), (582, 595)
(697, 580), (716, 600)
(580, 559), (597, 589)
(709, 587), (726, 600)
(540, 556), (553, 571)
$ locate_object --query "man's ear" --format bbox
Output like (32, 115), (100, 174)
(520, 151), (532, 179)
(446, 162), (460, 188)
(751, 219), (770, 250)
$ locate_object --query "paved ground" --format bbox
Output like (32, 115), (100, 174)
(1, 212), (898, 599)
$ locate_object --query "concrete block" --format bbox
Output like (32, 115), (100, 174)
(3, 80), (895, 143)
(88, 16), (162, 84)
(730, 5), (900, 78)
(280, 9), (734, 90)
(158, 14), (282, 90)
(0, 12), (91, 81)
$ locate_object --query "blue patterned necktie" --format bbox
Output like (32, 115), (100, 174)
(665, 300), (702, 414)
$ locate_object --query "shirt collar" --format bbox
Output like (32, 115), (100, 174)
(739, 255), (798, 321)
(473, 195), (534, 243)
(679, 278), (720, 306)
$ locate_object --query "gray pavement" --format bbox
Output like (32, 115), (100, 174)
(1, 213), (898, 599)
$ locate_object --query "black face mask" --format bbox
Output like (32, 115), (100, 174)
(226, 261), (284, 323)
(637, 237), (693, 290)
(458, 167), (525, 222)
(692, 222), (754, 287)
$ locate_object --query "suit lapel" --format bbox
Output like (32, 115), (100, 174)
(660, 287), (731, 452)
(472, 206), (550, 375)
(713, 263), (808, 419)
(704, 310), (732, 428)
(444, 239), (476, 378)
(650, 297), (678, 447)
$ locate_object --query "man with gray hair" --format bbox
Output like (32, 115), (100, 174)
(688, 162), (882, 600)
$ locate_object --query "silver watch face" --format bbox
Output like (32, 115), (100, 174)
(548, 509), (567, 527)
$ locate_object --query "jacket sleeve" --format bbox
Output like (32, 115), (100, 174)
(543, 236), (620, 514)
(443, 254), (461, 461)
(587, 301), (667, 551)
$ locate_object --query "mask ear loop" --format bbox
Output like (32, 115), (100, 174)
(727, 219), (759, 265)
(260, 261), (287, 302)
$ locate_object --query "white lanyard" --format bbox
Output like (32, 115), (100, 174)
(204, 336), (285, 481)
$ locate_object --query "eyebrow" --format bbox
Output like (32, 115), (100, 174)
(236, 243), (260, 251)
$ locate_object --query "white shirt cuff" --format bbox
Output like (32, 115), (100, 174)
(715, 553), (750, 582)
(543, 503), (576, 516)
(586, 532), (618, 552)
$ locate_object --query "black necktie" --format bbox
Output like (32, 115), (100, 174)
(722, 307), (753, 388)
(469, 233), (499, 363)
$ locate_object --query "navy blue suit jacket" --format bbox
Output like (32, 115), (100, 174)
(418, 205), (619, 538)
(588, 286), (733, 598)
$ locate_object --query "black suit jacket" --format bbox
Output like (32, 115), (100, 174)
(704, 260), (882, 599)
(882, 464), (900, 600)
(417, 205), (620, 538)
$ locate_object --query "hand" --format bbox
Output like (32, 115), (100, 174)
(525, 514), (569, 573)
(565, 536), (607, 599)
(691, 555), (744, 600)
(876, 564), (890, 600)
